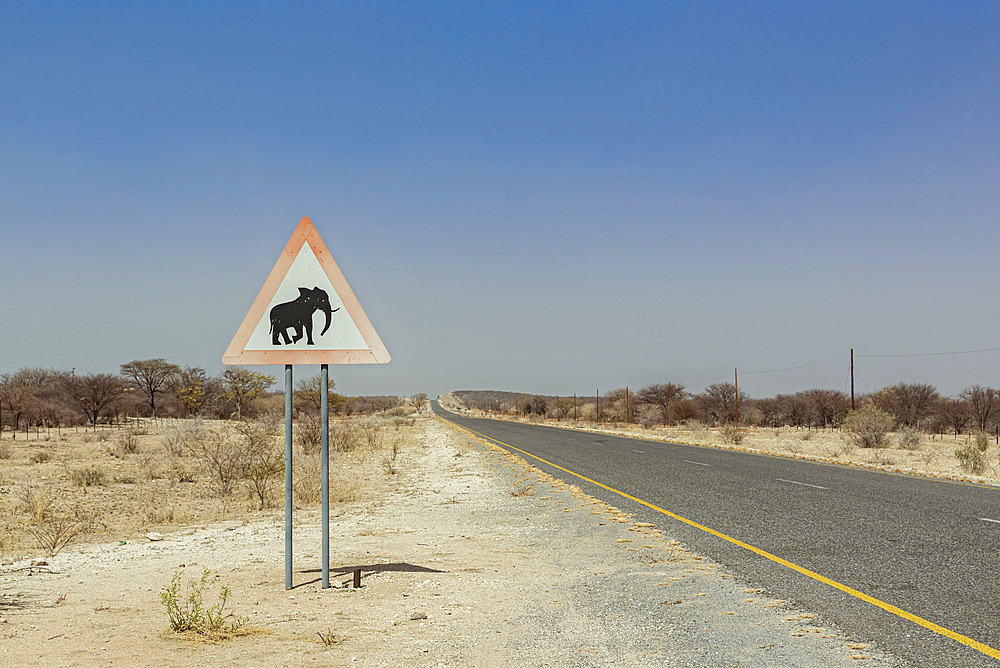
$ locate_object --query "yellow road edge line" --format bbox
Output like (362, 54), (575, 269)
(444, 416), (1000, 662)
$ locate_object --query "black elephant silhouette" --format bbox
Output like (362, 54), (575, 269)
(269, 287), (340, 345)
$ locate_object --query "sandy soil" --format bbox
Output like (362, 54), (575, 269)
(0, 416), (901, 666)
(438, 395), (1000, 487)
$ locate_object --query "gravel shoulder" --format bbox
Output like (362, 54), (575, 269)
(1, 417), (903, 666)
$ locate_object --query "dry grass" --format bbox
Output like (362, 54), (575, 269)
(0, 415), (424, 561)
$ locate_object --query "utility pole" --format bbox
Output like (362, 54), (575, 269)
(573, 393), (577, 421)
(850, 348), (855, 411)
(625, 386), (630, 424)
(734, 368), (739, 425)
(596, 389), (600, 423)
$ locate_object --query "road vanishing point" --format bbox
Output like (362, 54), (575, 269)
(434, 401), (1000, 667)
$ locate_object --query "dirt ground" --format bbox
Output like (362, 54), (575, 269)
(0, 416), (901, 666)
(437, 394), (1000, 486)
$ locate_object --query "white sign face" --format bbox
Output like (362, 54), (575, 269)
(222, 216), (390, 365)
(243, 243), (368, 351)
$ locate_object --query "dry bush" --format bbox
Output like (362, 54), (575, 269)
(0, 442), (12, 459)
(15, 478), (53, 520)
(235, 419), (283, 510)
(841, 404), (895, 449)
(721, 424), (748, 445)
(682, 419), (708, 438)
(161, 419), (205, 457)
(114, 427), (141, 455)
(194, 429), (247, 510)
(800, 430), (813, 441)
(27, 505), (95, 556)
(296, 412), (323, 455)
(382, 456), (399, 475)
(357, 417), (384, 450)
(70, 466), (107, 489)
(332, 420), (361, 452)
(29, 450), (51, 464)
(896, 427), (923, 451)
(292, 451), (322, 504)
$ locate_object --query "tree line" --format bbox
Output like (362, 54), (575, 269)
(0, 359), (409, 434)
(455, 381), (1000, 436)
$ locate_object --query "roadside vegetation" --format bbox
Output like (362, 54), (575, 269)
(449, 381), (1000, 478)
(0, 359), (430, 561)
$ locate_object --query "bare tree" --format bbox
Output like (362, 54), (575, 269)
(120, 359), (181, 418)
(870, 383), (941, 427)
(637, 383), (686, 424)
(410, 393), (428, 412)
(959, 385), (1000, 432)
(937, 398), (970, 437)
(222, 368), (275, 419)
(61, 373), (123, 427)
(801, 389), (850, 428)
(698, 383), (746, 425)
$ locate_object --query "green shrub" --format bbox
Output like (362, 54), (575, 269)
(957, 444), (986, 473)
(841, 404), (895, 449)
(160, 568), (247, 637)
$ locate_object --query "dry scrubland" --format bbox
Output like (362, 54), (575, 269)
(438, 394), (1000, 485)
(0, 414), (897, 666)
(0, 412), (416, 561)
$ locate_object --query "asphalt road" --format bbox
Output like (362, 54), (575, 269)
(434, 401), (1000, 667)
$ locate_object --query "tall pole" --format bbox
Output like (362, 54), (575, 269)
(573, 393), (577, 421)
(734, 368), (739, 425)
(284, 364), (293, 590)
(626, 386), (630, 424)
(850, 348), (856, 410)
(596, 389), (600, 423)
(321, 364), (330, 589)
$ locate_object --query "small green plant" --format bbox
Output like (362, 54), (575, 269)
(956, 443), (986, 473)
(160, 568), (247, 637)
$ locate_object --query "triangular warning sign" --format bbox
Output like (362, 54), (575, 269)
(222, 217), (390, 365)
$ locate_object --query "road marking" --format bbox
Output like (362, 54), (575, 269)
(442, 416), (1000, 663)
(777, 478), (827, 490)
(631, 449), (645, 454)
(683, 460), (711, 467)
(980, 518), (1000, 524)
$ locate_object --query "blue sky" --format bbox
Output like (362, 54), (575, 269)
(2, 2), (999, 398)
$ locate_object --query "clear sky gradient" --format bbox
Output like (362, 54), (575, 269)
(3, 2), (999, 398)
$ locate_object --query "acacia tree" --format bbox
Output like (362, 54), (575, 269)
(172, 366), (208, 417)
(295, 374), (338, 414)
(410, 393), (428, 412)
(637, 383), (686, 424)
(61, 373), (123, 428)
(120, 359), (181, 418)
(222, 368), (275, 419)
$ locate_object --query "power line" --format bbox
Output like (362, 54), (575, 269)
(742, 355), (847, 375)
(857, 346), (1000, 359)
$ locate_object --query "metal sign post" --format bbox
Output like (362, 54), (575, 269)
(223, 217), (390, 590)
(321, 364), (330, 589)
(284, 364), (293, 589)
